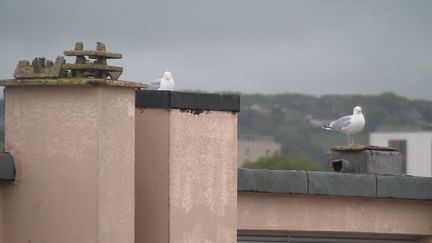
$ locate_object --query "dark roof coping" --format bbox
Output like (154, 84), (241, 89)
(238, 168), (432, 200)
(135, 90), (240, 112)
(0, 152), (15, 182)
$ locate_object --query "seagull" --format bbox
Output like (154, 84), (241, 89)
(150, 71), (175, 91)
(322, 106), (365, 145)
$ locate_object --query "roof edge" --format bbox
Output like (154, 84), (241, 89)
(238, 168), (432, 200)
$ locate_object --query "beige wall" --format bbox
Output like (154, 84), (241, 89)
(2, 86), (135, 243)
(135, 109), (238, 243)
(169, 110), (237, 243)
(238, 192), (432, 236)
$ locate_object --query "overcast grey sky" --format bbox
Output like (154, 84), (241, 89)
(1, 0), (432, 99)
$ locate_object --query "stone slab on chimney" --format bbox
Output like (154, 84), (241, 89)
(327, 145), (403, 175)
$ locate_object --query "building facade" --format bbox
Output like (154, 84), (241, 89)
(370, 131), (432, 177)
(238, 135), (281, 167)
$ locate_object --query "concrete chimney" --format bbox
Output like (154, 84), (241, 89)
(0, 42), (145, 243)
(328, 145), (403, 175)
(135, 91), (240, 243)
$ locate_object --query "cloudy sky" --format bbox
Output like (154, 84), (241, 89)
(1, 0), (432, 99)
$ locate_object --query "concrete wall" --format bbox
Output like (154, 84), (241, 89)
(2, 86), (135, 243)
(135, 108), (238, 243)
(370, 131), (432, 177)
(238, 192), (432, 236)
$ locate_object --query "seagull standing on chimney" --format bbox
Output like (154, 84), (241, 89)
(322, 106), (365, 145)
(149, 71), (175, 91)
(158, 71), (175, 91)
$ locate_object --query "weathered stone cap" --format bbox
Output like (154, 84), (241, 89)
(136, 90), (240, 112)
(0, 78), (148, 89)
(0, 152), (15, 182)
(238, 168), (432, 200)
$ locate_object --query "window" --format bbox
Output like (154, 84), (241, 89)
(389, 139), (407, 174)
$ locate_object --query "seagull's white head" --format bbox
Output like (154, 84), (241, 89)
(353, 106), (363, 115)
(163, 71), (173, 81)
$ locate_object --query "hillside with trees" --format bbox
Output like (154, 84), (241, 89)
(239, 92), (432, 165)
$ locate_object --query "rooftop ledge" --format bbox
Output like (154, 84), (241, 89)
(238, 168), (432, 200)
(0, 78), (148, 89)
(136, 90), (240, 112)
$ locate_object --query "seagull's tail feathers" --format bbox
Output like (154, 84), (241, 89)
(322, 123), (333, 131)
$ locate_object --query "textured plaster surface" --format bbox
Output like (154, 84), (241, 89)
(97, 87), (135, 243)
(238, 192), (432, 235)
(2, 86), (135, 243)
(135, 109), (170, 243)
(169, 110), (237, 243)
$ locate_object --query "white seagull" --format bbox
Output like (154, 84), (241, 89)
(322, 106), (365, 145)
(150, 71), (175, 91)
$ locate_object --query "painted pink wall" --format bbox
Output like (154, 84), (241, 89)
(135, 109), (170, 243)
(2, 86), (135, 243)
(238, 192), (432, 236)
(169, 110), (237, 243)
(135, 109), (238, 243)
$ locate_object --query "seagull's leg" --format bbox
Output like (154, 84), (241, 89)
(352, 135), (355, 145)
(346, 134), (350, 145)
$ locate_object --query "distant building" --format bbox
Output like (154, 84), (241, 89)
(238, 135), (281, 167)
(370, 130), (432, 177)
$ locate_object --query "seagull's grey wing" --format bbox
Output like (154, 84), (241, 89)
(148, 80), (161, 90)
(329, 115), (352, 131)
(150, 80), (161, 86)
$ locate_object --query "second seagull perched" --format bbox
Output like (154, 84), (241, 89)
(322, 106), (365, 145)
(150, 71), (175, 91)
